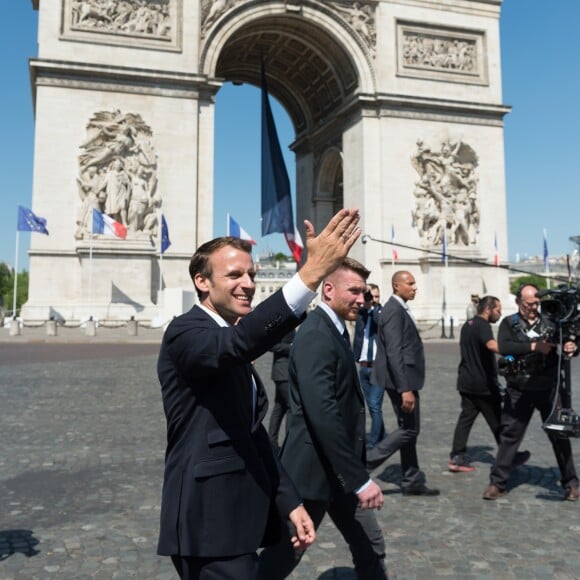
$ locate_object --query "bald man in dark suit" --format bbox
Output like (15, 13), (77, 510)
(366, 271), (439, 497)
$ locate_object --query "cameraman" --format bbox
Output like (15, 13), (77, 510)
(483, 284), (579, 501)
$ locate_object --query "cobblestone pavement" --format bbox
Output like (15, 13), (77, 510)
(1, 327), (579, 579)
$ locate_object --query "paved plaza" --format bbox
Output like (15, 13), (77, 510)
(1, 326), (579, 579)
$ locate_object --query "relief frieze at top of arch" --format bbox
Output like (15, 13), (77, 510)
(63, 0), (182, 51)
(200, 0), (377, 56)
(326, 1), (377, 54)
(201, 0), (244, 37)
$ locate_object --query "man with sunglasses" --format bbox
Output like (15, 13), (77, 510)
(483, 284), (579, 501)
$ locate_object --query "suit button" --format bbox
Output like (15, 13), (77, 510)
(360, 407), (365, 414)
(358, 436), (363, 441)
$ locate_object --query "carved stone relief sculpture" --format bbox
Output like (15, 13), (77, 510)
(410, 138), (479, 248)
(402, 33), (477, 73)
(200, 0), (243, 36)
(397, 22), (486, 84)
(75, 110), (162, 241)
(69, 0), (173, 43)
(328, 1), (377, 53)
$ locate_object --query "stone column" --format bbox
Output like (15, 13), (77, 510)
(196, 94), (217, 247)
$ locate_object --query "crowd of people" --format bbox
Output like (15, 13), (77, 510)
(155, 208), (578, 580)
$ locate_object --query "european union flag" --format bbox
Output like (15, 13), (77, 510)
(161, 214), (171, 254)
(17, 206), (49, 235)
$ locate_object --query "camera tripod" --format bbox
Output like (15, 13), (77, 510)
(543, 351), (580, 438)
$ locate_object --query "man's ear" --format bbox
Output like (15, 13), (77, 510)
(322, 280), (333, 302)
(194, 273), (210, 295)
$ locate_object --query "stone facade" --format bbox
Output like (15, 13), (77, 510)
(24, 0), (510, 322)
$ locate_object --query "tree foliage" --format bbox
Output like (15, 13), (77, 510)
(0, 263), (28, 315)
(509, 274), (548, 295)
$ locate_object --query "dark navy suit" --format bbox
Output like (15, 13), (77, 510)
(157, 290), (303, 571)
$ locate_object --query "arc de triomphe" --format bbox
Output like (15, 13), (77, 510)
(24, 0), (510, 322)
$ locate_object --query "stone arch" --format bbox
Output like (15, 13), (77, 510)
(200, 1), (375, 135)
(314, 146), (343, 227)
(25, 0), (511, 325)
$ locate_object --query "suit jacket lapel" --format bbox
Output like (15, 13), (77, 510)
(391, 297), (421, 341)
(315, 308), (365, 404)
(250, 365), (268, 432)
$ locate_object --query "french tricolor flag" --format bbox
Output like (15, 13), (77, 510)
(284, 225), (304, 264)
(228, 214), (256, 245)
(92, 209), (127, 239)
(391, 224), (399, 262)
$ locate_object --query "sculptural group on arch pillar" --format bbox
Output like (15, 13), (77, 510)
(75, 110), (162, 241)
(411, 138), (480, 248)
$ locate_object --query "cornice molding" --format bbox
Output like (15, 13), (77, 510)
(29, 59), (220, 103)
(367, 92), (510, 125)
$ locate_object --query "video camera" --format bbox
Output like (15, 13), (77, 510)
(497, 353), (545, 378)
(538, 284), (580, 339)
(537, 284), (580, 438)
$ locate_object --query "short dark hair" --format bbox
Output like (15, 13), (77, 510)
(368, 283), (379, 291)
(477, 295), (499, 314)
(189, 237), (253, 299)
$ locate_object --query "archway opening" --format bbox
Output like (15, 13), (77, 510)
(213, 82), (296, 257)
(209, 12), (358, 252)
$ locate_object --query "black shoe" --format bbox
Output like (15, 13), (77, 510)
(402, 484), (440, 497)
(514, 450), (531, 466)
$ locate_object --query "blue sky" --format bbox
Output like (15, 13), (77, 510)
(2, 1), (579, 269)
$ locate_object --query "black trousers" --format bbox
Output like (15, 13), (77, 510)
(369, 390), (425, 488)
(268, 380), (289, 450)
(450, 392), (502, 458)
(171, 553), (258, 580)
(490, 386), (579, 490)
(258, 494), (387, 580)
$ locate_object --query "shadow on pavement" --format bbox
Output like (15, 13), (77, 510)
(0, 529), (40, 561)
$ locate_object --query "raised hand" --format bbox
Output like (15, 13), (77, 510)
(298, 208), (361, 290)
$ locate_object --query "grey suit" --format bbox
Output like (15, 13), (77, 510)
(369, 296), (427, 489)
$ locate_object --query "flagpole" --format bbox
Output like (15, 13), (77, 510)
(12, 230), (19, 318)
(226, 213), (230, 236)
(89, 209), (94, 318)
(158, 209), (163, 294)
(544, 228), (551, 290)
(390, 225), (396, 274)
(442, 229), (448, 321)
